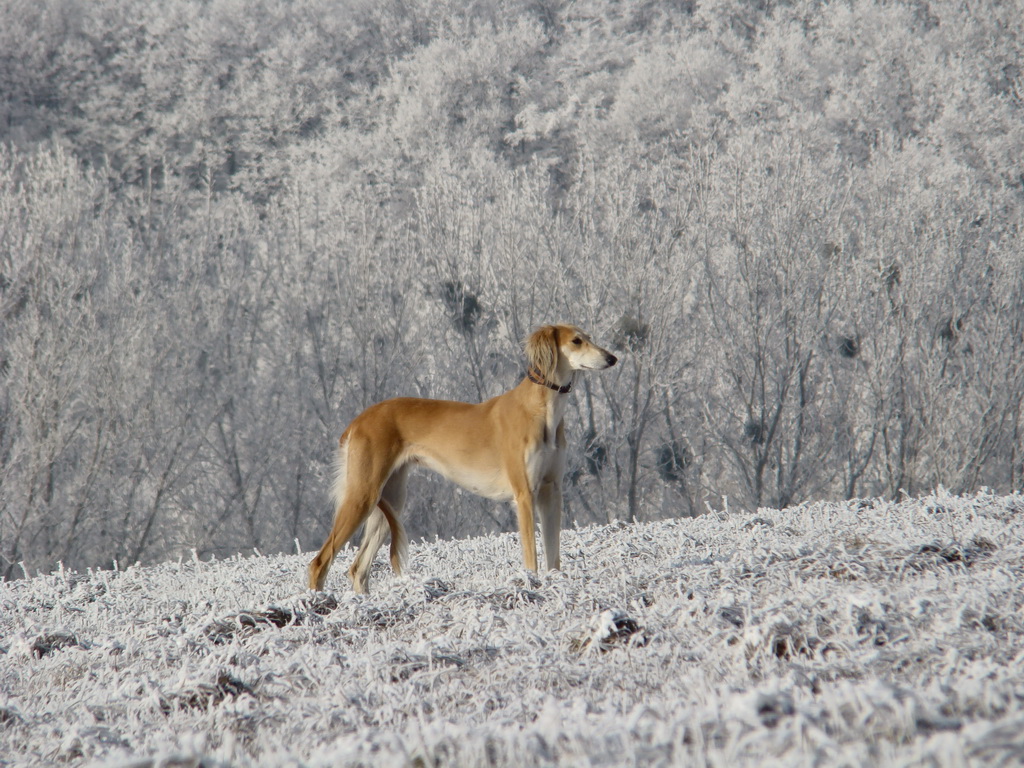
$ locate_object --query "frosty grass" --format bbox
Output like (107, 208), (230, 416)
(2, 491), (1023, 766)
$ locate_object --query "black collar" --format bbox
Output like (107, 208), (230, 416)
(527, 367), (572, 393)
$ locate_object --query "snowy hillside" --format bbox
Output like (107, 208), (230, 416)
(2, 492), (1022, 767)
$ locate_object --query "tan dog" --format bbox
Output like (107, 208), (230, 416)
(308, 324), (617, 592)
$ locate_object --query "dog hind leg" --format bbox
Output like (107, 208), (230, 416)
(307, 433), (394, 592)
(379, 464), (409, 573)
(347, 507), (390, 593)
(347, 464), (409, 592)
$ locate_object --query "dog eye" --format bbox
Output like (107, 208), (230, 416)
(572, 337), (582, 345)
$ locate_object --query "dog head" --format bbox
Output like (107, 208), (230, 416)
(524, 325), (617, 382)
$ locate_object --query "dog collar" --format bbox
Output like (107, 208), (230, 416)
(527, 368), (572, 393)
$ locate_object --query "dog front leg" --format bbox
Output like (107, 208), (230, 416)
(513, 487), (539, 572)
(537, 480), (562, 570)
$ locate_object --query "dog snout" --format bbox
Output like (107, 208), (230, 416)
(605, 352), (618, 367)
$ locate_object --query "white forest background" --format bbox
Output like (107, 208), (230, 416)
(1, 0), (1023, 578)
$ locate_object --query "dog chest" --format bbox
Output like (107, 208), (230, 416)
(525, 418), (564, 488)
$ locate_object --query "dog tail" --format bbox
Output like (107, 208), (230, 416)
(329, 434), (350, 517)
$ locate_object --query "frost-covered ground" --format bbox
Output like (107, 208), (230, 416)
(2, 492), (1023, 767)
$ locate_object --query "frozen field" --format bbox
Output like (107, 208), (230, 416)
(1, 491), (1022, 767)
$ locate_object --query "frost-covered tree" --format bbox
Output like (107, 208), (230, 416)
(2, 0), (1023, 576)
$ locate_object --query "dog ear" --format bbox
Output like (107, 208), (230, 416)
(524, 325), (559, 380)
